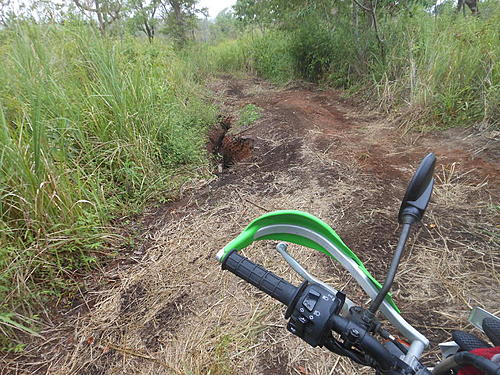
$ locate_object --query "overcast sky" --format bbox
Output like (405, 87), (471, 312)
(198, 0), (237, 18)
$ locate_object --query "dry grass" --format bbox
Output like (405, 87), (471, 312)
(37, 190), (371, 375)
(397, 162), (499, 362)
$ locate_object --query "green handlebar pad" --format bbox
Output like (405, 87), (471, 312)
(222, 250), (298, 306)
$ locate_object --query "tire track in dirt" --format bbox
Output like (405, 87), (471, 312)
(4, 76), (498, 375)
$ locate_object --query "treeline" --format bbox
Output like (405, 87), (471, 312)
(0, 0), (211, 43)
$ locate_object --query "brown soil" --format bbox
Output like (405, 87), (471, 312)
(2, 76), (498, 375)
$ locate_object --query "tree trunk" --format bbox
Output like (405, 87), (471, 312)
(457, 0), (479, 15)
(95, 0), (106, 35)
(144, 21), (154, 41)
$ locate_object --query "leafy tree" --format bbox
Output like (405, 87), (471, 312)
(0, 0), (12, 26)
(161, 0), (207, 45)
(31, 0), (72, 22)
(127, 0), (160, 41)
(233, 0), (298, 29)
(233, 0), (268, 28)
(0, 0), (37, 25)
(233, 0), (338, 29)
(209, 7), (239, 41)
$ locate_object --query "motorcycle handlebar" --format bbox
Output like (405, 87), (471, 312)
(221, 251), (409, 371)
(328, 314), (411, 373)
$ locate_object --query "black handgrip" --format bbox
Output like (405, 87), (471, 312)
(453, 330), (491, 351)
(483, 317), (500, 346)
(432, 351), (500, 375)
(222, 250), (299, 306)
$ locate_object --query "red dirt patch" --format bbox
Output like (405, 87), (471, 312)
(221, 135), (255, 167)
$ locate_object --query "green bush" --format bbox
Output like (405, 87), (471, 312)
(289, 17), (358, 85)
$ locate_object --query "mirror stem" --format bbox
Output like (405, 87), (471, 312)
(369, 223), (412, 314)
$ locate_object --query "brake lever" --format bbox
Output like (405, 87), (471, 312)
(275, 242), (354, 317)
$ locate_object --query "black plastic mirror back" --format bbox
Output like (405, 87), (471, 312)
(398, 153), (436, 224)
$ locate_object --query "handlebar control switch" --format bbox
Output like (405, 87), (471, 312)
(286, 283), (345, 347)
(302, 289), (320, 312)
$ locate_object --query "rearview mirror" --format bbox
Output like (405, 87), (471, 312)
(398, 153), (436, 224)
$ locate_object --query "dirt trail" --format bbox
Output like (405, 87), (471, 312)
(4, 76), (498, 375)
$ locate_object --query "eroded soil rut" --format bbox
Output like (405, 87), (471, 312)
(4, 77), (498, 375)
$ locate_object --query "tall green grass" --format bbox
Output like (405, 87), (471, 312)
(377, 9), (499, 127)
(0, 24), (216, 345)
(182, 38), (253, 76)
(183, 31), (296, 84)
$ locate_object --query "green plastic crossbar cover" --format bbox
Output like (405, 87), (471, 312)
(220, 210), (399, 312)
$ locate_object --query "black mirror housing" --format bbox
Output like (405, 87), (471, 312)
(398, 153), (436, 225)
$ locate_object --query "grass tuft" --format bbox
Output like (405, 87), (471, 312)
(238, 104), (262, 127)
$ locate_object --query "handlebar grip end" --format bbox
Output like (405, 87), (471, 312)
(216, 248), (228, 262)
